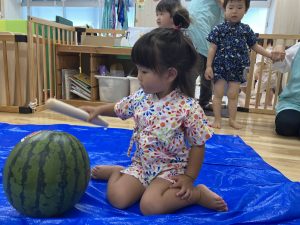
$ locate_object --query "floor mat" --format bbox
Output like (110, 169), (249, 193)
(0, 122), (299, 225)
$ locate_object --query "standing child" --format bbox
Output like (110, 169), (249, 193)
(205, 0), (275, 129)
(81, 28), (228, 215)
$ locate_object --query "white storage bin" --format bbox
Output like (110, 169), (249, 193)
(95, 75), (129, 102)
(128, 76), (140, 94)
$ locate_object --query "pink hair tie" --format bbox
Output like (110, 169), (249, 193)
(174, 25), (181, 30)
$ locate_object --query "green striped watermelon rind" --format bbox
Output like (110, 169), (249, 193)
(3, 130), (90, 217)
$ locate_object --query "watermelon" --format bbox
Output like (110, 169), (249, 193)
(2, 130), (90, 217)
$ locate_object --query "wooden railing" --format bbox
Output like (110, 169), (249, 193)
(0, 33), (27, 112)
(240, 34), (300, 114)
(27, 17), (77, 109)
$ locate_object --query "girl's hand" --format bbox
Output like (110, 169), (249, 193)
(271, 45), (286, 62)
(205, 67), (214, 80)
(170, 174), (194, 200)
(80, 106), (102, 122)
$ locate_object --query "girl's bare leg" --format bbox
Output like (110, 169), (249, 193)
(140, 178), (228, 215)
(227, 82), (242, 129)
(212, 80), (226, 129)
(196, 184), (227, 211)
(91, 165), (145, 209)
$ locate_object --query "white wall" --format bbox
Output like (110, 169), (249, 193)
(135, 0), (159, 27)
(266, 0), (300, 34)
(134, 0), (190, 27)
(3, 0), (22, 19)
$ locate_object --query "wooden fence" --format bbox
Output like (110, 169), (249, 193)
(0, 33), (28, 112)
(1, 17), (299, 115)
(27, 17), (77, 109)
(239, 34), (300, 114)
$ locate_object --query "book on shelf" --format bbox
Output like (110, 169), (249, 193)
(73, 73), (91, 86)
(69, 76), (91, 94)
(70, 84), (91, 100)
(70, 73), (91, 100)
(62, 69), (92, 100)
(70, 89), (91, 101)
(62, 69), (79, 100)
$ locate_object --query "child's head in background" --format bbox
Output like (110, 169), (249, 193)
(223, 0), (250, 23)
(131, 28), (198, 98)
(156, 0), (181, 28)
(156, 0), (190, 29)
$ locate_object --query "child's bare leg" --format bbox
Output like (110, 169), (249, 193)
(107, 172), (145, 209)
(227, 82), (242, 129)
(91, 165), (124, 180)
(196, 184), (228, 211)
(92, 165), (145, 209)
(140, 178), (227, 215)
(212, 80), (226, 129)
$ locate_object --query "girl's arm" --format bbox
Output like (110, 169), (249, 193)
(205, 43), (217, 80)
(185, 145), (205, 180)
(81, 103), (117, 121)
(170, 145), (205, 199)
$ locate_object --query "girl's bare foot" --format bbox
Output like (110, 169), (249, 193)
(91, 165), (124, 180)
(196, 184), (228, 211)
(212, 120), (221, 129)
(229, 119), (242, 129)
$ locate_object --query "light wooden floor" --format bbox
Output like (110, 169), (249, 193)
(0, 110), (299, 182)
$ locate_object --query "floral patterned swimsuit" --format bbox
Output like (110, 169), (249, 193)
(114, 89), (213, 186)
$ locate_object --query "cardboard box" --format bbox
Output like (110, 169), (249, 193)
(81, 35), (122, 47)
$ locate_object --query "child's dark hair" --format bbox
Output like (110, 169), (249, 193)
(173, 7), (191, 29)
(267, 39), (273, 46)
(156, 0), (190, 28)
(223, 0), (250, 11)
(131, 28), (199, 97)
(156, 0), (181, 16)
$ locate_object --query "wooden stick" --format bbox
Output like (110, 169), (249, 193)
(45, 98), (108, 127)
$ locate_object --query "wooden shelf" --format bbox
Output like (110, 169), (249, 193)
(55, 44), (133, 102)
(56, 44), (132, 55)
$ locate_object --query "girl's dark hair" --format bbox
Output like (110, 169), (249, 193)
(156, 0), (181, 16)
(131, 28), (199, 98)
(156, 0), (190, 29)
(173, 7), (191, 29)
(223, 0), (251, 11)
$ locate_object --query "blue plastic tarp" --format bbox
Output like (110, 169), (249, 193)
(0, 122), (299, 224)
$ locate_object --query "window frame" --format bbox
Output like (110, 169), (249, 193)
(21, 0), (100, 7)
(250, 0), (272, 8)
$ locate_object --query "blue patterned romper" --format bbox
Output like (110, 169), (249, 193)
(207, 21), (257, 83)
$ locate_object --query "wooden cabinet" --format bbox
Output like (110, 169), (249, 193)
(55, 44), (133, 103)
